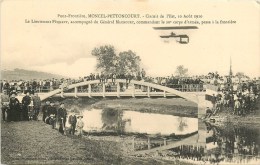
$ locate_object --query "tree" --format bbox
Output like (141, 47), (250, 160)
(91, 45), (118, 75)
(175, 65), (188, 77)
(117, 50), (141, 75)
(92, 45), (142, 76)
(235, 72), (246, 83)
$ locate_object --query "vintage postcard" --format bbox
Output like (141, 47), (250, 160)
(1, 0), (260, 164)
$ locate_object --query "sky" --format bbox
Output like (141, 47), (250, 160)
(1, 0), (260, 78)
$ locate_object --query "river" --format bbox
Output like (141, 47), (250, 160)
(67, 108), (198, 136)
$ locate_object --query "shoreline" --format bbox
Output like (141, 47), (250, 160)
(53, 97), (198, 118)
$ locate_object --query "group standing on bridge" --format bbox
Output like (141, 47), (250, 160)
(1, 71), (207, 95)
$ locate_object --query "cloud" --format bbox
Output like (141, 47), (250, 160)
(29, 57), (97, 78)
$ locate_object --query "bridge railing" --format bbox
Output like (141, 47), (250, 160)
(61, 83), (204, 93)
(3, 80), (205, 95)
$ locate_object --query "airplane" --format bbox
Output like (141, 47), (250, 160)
(160, 32), (189, 44)
(153, 26), (198, 44)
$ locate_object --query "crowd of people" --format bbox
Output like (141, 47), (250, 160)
(1, 88), (85, 136)
(1, 91), (41, 122)
(206, 79), (259, 118)
(0, 78), (83, 94)
(1, 73), (207, 96)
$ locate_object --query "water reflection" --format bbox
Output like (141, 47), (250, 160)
(152, 121), (260, 164)
(177, 117), (188, 132)
(205, 122), (260, 164)
(101, 108), (125, 133)
(170, 145), (206, 161)
(71, 108), (198, 136)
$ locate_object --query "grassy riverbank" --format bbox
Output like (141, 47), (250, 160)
(51, 97), (198, 118)
(1, 120), (195, 165)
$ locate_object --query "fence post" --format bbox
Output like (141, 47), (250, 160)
(117, 82), (120, 98)
(147, 86), (150, 98)
(132, 84), (135, 98)
(102, 83), (105, 98)
(88, 84), (92, 98)
(132, 136), (135, 151)
(147, 137), (151, 149)
(74, 87), (78, 98)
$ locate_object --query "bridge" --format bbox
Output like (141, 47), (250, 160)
(37, 79), (201, 103)
(36, 79), (211, 118)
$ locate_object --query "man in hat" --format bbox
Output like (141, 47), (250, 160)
(57, 102), (67, 134)
(32, 93), (41, 120)
(9, 93), (20, 121)
(48, 102), (57, 128)
(42, 101), (50, 122)
(21, 92), (31, 121)
(68, 112), (77, 135)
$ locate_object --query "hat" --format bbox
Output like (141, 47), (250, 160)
(77, 115), (83, 118)
(11, 93), (16, 97)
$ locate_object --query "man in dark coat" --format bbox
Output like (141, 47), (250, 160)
(42, 101), (50, 122)
(9, 94), (20, 121)
(21, 92), (31, 121)
(47, 102), (57, 128)
(32, 93), (41, 120)
(68, 113), (77, 135)
(57, 102), (67, 134)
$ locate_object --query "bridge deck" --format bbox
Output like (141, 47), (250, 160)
(50, 92), (177, 97)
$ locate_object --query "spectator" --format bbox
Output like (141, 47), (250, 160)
(42, 101), (50, 122)
(9, 94), (20, 122)
(76, 115), (84, 137)
(21, 92), (31, 121)
(57, 102), (67, 134)
(68, 112), (77, 135)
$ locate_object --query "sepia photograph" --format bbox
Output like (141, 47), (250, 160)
(1, 0), (260, 164)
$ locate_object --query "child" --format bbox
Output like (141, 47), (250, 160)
(76, 115), (84, 137)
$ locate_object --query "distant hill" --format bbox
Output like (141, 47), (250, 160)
(1, 68), (70, 80)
